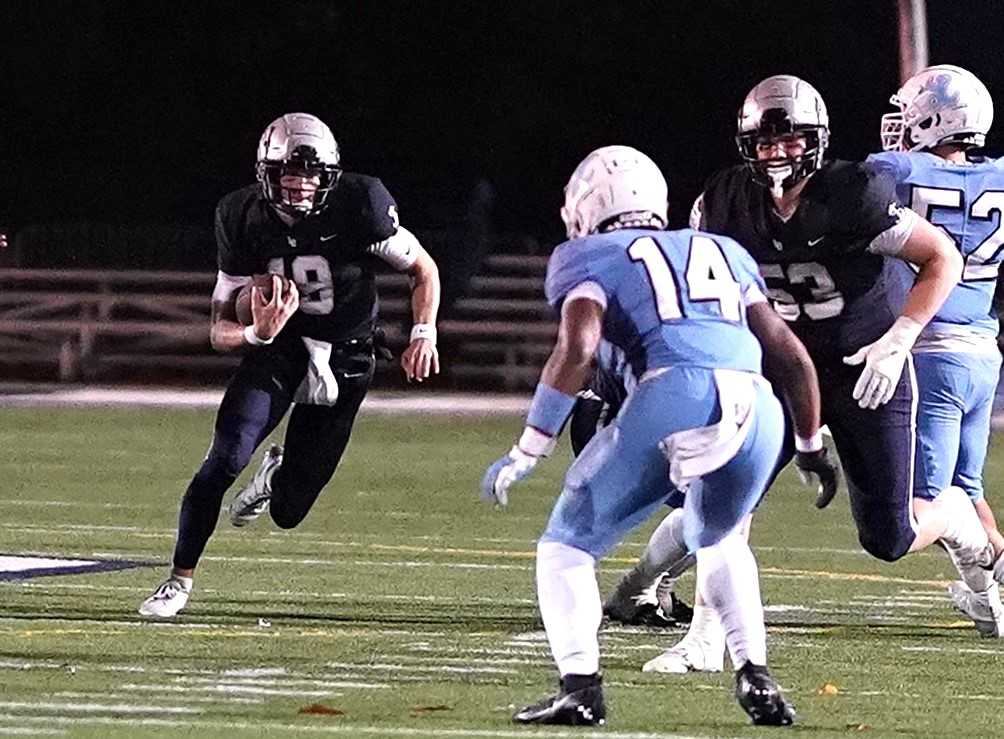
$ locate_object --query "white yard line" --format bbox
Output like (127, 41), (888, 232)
(0, 714), (727, 739)
(0, 728), (65, 736)
(0, 388), (532, 415)
(0, 701), (200, 715)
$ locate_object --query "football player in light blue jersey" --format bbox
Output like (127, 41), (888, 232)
(480, 145), (827, 726)
(870, 64), (1004, 635)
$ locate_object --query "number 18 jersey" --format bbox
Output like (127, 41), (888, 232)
(544, 228), (767, 379)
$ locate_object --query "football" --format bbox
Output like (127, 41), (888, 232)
(234, 274), (292, 326)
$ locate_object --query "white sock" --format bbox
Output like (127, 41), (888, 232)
(937, 487), (988, 551)
(536, 540), (601, 677)
(641, 508), (688, 574)
(170, 574), (193, 592)
(685, 604), (724, 645)
(696, 534), (766, 669)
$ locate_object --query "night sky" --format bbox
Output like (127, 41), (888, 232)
(3, 1), (1002, 246)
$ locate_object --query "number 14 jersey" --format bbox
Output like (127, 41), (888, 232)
(545, 228), (767, 380)
(693, 161), (913, 364)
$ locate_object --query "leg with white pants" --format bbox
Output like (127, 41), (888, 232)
(535, 368), (784, 678)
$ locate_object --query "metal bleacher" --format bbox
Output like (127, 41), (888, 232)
(0, 253), (555, 389)
(440, 254), (554, 389)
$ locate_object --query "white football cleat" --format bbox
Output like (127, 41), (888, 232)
(138, 577), (192, 618)
(947, 581), (1004, 638)
(229, 444), (283, 527)
(642, 635), (725, 674)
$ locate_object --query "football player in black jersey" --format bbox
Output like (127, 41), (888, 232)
(634, 77), (998, 675)
(139, 113), (441, 617)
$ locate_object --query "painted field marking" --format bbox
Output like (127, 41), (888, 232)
(0, 713), (724, 739)
(55, 689), (263, 705)
(0, 728), (65, 736)
(173, 675), (390, 689)
(0, 701), (200, 714)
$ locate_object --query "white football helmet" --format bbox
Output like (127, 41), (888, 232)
(560, 146), (668, 240)
(880, 65), (994, 152)
(256, 113), (342, 217)
(736, 75), (829, 193)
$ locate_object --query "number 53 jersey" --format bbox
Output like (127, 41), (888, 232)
(693, 161), (915, 365)
(545, 228), (768, 379)
(214, 172), (407, 347)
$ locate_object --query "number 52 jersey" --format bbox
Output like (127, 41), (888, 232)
(868, 151), (1004, 347)
(544, 227), (769, 380)
(693, 161), (916, 364)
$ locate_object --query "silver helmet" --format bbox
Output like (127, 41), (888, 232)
(880, 64), (994, 152)
(736, 75), (830, 193)
(256, 113), (342, 217)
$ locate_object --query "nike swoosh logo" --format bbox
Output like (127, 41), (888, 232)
(320, 233), (338, 242)
(808, 236), (825, 246)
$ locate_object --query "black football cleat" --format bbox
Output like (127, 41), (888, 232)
(665, 592), (694, 624)
(513, 673), (606, 726)
(735, 662), (796, 726)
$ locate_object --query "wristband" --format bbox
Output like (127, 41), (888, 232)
(795, 431), (824, 453)
(526, 383), (577, 437)
(516, 428), (557, 458)
(243, 325), (274, 346)
(410, 323), (437, 343)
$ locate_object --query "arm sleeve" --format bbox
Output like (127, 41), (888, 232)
(867, 207), (919, 256)
(211, 271), (252, 303)
(367, 225), (420, 270)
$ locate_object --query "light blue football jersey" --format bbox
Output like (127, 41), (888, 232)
(545, 228), (766, 377)
(867, 151), (1004, 346)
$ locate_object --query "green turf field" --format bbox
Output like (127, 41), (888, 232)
(2, 404), (1004, 738)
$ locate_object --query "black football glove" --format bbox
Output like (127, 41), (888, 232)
(371, 326), (395, 362)
(794, 447), (840, 509)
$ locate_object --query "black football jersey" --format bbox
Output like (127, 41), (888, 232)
(215, 173), (399, 346)
(697, 160), (905, 363)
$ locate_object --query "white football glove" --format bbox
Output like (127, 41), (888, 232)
(842, 316), (923, 410)
(480, 446), (540, 508)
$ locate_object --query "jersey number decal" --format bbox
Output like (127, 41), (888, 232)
(909, 186), (1004, 281)
(760, 262), (844, 321)
(628, 235), (742, 321)
(268, 255), (334, 314)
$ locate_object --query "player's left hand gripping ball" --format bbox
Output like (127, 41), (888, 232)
(480, 447), (539, 507)
(842, 316), (922, 410)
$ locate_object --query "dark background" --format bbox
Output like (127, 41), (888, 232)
(2, 1), (1002, 264)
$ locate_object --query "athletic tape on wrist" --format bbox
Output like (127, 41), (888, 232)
(795, 431), (824, 453)
(243, 325), (274, 346)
